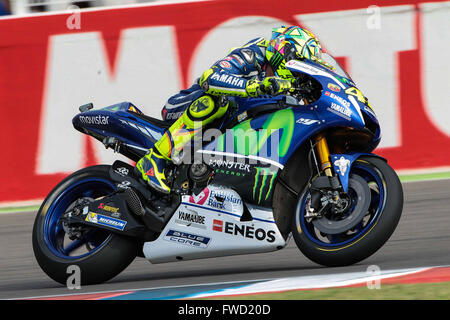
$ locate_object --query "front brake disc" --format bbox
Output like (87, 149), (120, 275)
(312, 174), (371, 235)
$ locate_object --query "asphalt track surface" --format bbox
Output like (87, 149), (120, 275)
(1, 179), (449, 299)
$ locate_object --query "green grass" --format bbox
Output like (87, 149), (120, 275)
(0, 204), (40, 214)
(399, 171), (450, 182)
(200, 281), (450, 300)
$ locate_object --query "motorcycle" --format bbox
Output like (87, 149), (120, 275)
(32, 53), (403, 285)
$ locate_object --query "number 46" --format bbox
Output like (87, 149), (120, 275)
(345, 87), (366, 103)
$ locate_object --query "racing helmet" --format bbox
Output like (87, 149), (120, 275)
(266, 26), (330, 78)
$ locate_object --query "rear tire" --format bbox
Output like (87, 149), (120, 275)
(291, 156), (403, 267)
(32, 165), (139, 285)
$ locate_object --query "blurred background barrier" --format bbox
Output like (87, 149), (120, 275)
(0, 0), (449, 203)
(3, 0), (187, 15)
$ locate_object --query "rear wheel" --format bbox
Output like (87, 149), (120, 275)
(291, 156), (403, 267)
(32, 165), (139, 285)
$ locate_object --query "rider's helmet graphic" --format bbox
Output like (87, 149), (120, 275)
(266, 26), (331, 79)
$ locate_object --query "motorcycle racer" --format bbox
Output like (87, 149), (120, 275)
(135, 25), (330, 194)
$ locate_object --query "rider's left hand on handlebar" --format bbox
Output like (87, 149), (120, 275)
(260, 77), (294, 95)
(246, 77), (294, 97)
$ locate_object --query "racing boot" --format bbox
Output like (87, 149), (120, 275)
(135, 148), (171, 194)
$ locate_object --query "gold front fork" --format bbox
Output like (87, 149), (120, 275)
(315, 133), (333, 177)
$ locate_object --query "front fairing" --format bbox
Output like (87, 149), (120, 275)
(286, 60), (359, 124)
(285, 58), (381, 150)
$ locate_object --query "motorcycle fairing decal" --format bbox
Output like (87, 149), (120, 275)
(330, 153), (361, 193)
(188, 187), (210, 205)
(201, 153), (280, 207)
(198, 149), (284, 170)
(184, 202), (276, 224)
(285, 60), (345, 89)
(185, 185), (245, 219)
(253, 167), (277, 205)
(335, 75), (356, 87)
(330, 153), (385, 193)
(211, 219), (277, 243)
(347, 95), (365, 125)
(85, 212), (127, 231)
(163, 229), (211, 249)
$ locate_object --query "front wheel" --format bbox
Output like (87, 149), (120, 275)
(32, 165), (139, 285)
(292, 156), (403, 267)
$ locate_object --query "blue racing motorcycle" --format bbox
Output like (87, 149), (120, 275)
(32, 54), (403, 285)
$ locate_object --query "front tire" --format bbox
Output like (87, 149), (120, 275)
(32, 165), (139, 285)
(292, 156), (403, 267)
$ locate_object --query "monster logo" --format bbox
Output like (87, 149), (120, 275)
(253, 167), (277, 204)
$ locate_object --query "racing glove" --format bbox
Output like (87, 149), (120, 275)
(245, 77), (293, 97)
